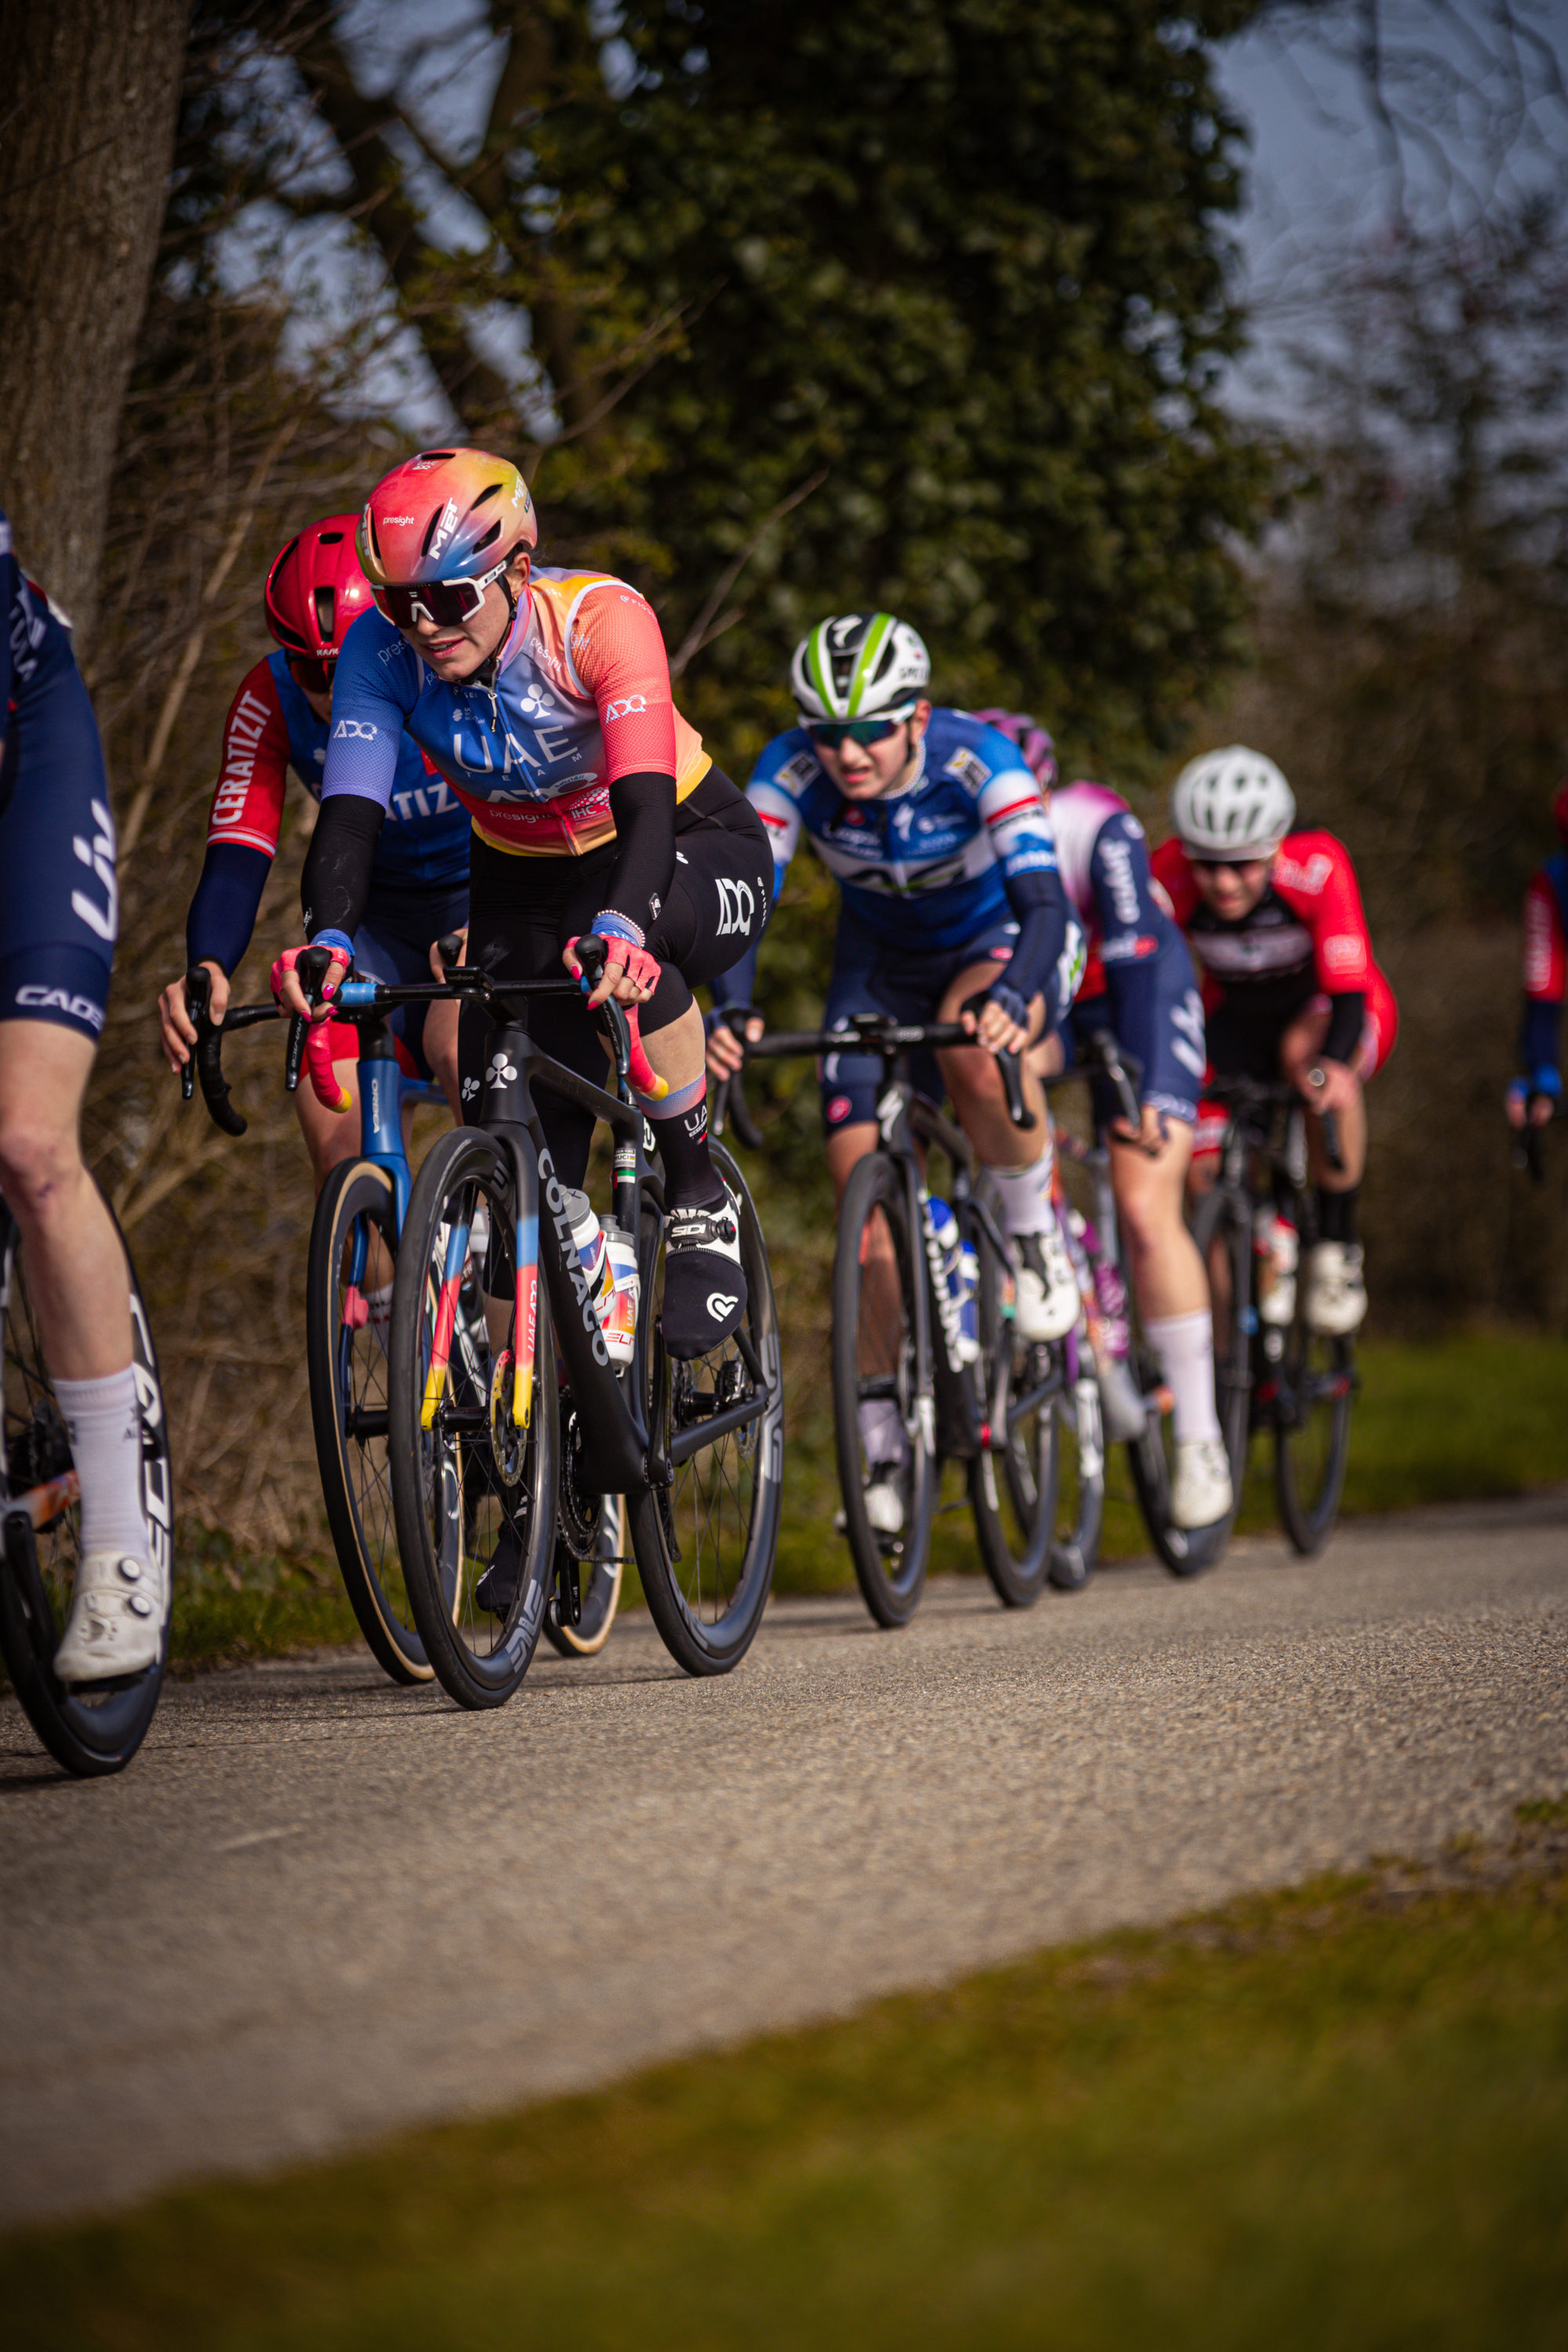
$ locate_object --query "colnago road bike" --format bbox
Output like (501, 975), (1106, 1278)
(720, 1012), (1096, 1624)
(361, 940), (784, 1707)
(1195, 1074), (1356, 1557)
(182, 961), (623, 1681)
(0, 1196), (174, 1777)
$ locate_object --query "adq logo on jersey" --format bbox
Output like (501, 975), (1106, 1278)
(333, 719), (378, 741)
(715, 877), (755, 938)
(604, 694), (648, 722)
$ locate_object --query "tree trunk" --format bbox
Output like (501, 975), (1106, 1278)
(0, 0), (188, 650)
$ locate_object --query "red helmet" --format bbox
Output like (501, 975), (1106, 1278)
(263, 514), (375, 666)
(1554, 779), (1568, 845)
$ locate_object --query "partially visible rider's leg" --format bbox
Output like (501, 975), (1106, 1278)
(0, 1019), (158, 1675)
(1112, 1118), (1223, 1468)
(1280, 1005), (1369, 1334)
(935, 960), (1076, 1341)
(295, 1057), (364, 1192)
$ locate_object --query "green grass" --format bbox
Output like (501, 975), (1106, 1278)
(7, 1813), (1568, 2350)
(167, 1526), (360, 1675)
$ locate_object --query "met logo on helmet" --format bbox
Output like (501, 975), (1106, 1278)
(427, 499), (461, 561)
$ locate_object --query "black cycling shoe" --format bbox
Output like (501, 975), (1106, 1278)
(662, 1185), (747, 1359)
(474, 1519), (521, 1617)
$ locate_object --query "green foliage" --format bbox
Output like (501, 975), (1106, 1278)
(7, 1852), (1568, 2347)
(543, 0), (1276, 760)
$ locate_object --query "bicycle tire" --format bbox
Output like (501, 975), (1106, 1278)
(388, 1128), (557, 1709)
(1124, 1320), (1233, 1579)
(830, 1150), (935, 1627)
(306, 1159), (431, 1685)
(0, 1206), (173, 1777)
(1046, 1351), (1107, 1592)
(630, 1145), (782, 1675)
(967, 1214), (1058, 1605)
(543, 1494), (625, 1658)
(1275, 1328), (1355, 1556)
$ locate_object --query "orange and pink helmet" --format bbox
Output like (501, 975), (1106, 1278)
(358, 447), (537, 627)
(263, 514), (374, 681)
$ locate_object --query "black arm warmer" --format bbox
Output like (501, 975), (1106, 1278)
(1322, 989), (1365, 1067)
(301, 795), (385, 944)
(996, 866), (1069, 1005)
(604, 770), (677, 938)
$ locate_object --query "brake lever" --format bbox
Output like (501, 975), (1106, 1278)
(285, 944), (335, 1097)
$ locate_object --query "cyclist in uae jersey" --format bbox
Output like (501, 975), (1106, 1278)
(272, 446), (771, 1373)
(975, 714), (1231, 1532)
(1151, 746), (1398, 1338)
(157, 516), (471, 1196)
(1507, 781), (1568, 1133)
(0, 506), (163, 1682)
(705, 614), (1080, 1537)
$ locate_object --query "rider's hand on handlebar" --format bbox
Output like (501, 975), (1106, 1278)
(562, 931), (661, 1011)
(430, 925), (468, 978)
(706, 1010), (764, 1080)
(1506, 1079), (1556, 1131)
(961, 988), (1031, 1058)
(271, 942), (348, 1023)
(1299, 1055), (1358, 1115)
(158, 960), (227, 1073)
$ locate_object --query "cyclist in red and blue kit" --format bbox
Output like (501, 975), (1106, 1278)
(158, 515), (472, 1184)
(0, 506), (165, 1681)
(1507, 782), (1568, 1134)
(978, 714), (1232, 1532)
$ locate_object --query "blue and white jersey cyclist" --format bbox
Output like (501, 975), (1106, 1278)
(707, 612), (1084, 1541)
(1, 507), (165, 1683)
(977, 714), (1233, 1535)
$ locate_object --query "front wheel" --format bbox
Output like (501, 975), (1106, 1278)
(388, 1129), (557, 1709)
(967, 1217), (1061, 1605)
(1, 1205), (173, 1777)
(306, 1159), (430, 1685)
(1275, 1328), (1355, 1555)
(831, 1152), (935, 1627)
(1190, 1184), (1254, 1506)
(630, 1145), (782, 1676)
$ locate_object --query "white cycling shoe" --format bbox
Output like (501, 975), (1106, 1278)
(53, 1551), (164, 1683)
(1171, 1439), (1233, 1530)
(1014, 1225), (1080, 1343)
(1303, 1242), (1367, 1336)
(1096, 1353), (1149, 1444)
(835, 1466), (906, 1539)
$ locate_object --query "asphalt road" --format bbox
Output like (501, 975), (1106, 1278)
(2, 1492), (1566, 2232)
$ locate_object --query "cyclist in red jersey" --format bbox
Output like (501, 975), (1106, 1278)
(1150, 747), (1397, 1337)
(157, 517), (470, 1198)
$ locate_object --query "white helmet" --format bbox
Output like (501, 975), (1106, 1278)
(790, 611), (930, 723)
(1171, 745), (1295, 857)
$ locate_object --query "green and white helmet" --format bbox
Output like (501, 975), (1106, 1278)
(790, 612), (931, 724)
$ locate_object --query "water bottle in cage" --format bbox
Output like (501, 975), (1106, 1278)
(561, 1187), (641, 1367)
(928, 1197), (979, 1365)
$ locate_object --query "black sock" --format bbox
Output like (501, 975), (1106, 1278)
(1317, 1183), (1359, 1245)
(652, 1095), (725, 1210)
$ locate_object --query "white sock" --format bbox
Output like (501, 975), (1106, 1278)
(858, 1397), (908, 1470)
(988, 1149), (1054, 1239)
(52, 1368), (151, 1559)
(1144, 1311), (1221, 1446)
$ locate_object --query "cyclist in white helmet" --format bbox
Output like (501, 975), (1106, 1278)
(707, 612), (1084, 1541)
(1152, 746), (1399, 1338)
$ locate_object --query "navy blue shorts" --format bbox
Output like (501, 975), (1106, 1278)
(352, 880), (470, 1081)
(0, 665), (117, 1043)
(1066, 935), (1206, 1131)
(818, 909), (1085, 1131)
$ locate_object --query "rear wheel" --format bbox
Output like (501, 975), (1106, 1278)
(630, 1145), (782, 1675)
(389, 1130), (557, 1709)
(1192, 1184), (1254, 1506)
(306, 1159), (430, 1685)
(544, 1496), (625, 1657)
(1275, 1327), (1355, 1555)
(1046, 1346), (1106, 1592)
(831, 1152), (935, 1628)
(0, 1206), (173, 1777)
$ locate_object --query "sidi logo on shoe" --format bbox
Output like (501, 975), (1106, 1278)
(706, 1291), (739, 1319)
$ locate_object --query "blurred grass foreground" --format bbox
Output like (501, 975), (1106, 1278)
(154, 1330), (1568, 1676)
(7, 1804), (1566, 2350)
